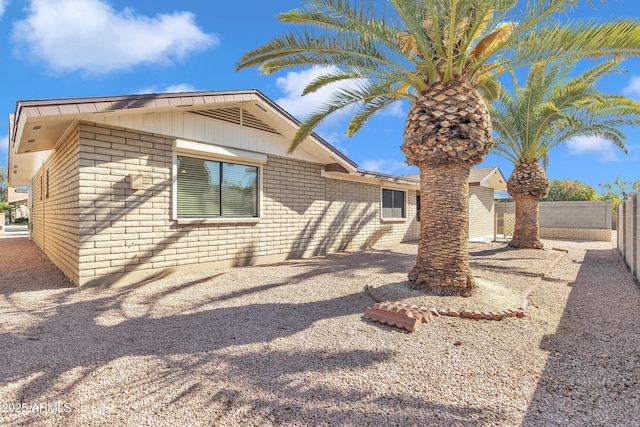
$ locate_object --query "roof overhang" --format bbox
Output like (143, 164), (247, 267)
(478, 167), (508, 192)
(322, 168), (420, 190)
(8, 90), (358, 186)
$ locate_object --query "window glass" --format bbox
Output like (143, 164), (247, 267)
(177, 155), (258, 218)
(382, 189), (405, 219)
(222, 163), (258, 217)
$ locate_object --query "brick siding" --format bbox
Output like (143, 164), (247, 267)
(43, 122), (420, 285)
(468, 186), (495, 239)
(31, 125), (81, 283)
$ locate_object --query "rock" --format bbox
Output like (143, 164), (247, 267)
(461, 309), (474, 319)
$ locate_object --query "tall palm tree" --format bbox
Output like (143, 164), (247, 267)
(237, 0), (640, 296)
(490, 59), (640, 249)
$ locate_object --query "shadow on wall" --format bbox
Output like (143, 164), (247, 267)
(288, 201), (391, 260)
(521, 248), (640, 426)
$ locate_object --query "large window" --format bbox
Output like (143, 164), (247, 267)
(382, 188), (406, 219)
(177, 155), (258, 218)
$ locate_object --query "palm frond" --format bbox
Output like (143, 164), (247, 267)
(490, 58), (640, 166)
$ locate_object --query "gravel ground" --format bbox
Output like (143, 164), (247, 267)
(1, 236), (639, 426)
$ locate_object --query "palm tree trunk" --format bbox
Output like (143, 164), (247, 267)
(506, 163), (550, 249)
(409, 162), (475, 296)
(509, 194), (544, 249)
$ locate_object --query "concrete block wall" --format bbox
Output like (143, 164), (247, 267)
(31, 125), (81, 283)
(76, 122), (175, 283)
(618, 194), (638, 281)
(538, 201), (611, 230)
(468, 186), (495, 239)
(324, 179), (419, 253)
(63, 121), (418, 286)
(495, 200), (612, 242)
(539, 228), (612, 241)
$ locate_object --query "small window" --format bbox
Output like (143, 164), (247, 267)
(176, 155), (258, 218)
(382, 188), (406, 219)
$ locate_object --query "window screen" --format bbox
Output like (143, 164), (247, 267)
(177, 155), (258, 218)
(382, 189), (405, 219)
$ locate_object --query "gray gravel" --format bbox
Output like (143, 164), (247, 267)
(1, 236), (639, 426)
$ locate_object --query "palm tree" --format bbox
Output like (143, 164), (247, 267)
(490, 59), (640, 249)
(237, 0), (640, 296)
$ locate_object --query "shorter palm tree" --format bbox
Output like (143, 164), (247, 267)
(490, 59), (640, 248)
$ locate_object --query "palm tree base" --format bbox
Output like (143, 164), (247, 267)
(507, 238), (544, 249)
(408, 267), (476, 297)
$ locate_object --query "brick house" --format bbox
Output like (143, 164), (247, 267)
(8, 90), (504, 286)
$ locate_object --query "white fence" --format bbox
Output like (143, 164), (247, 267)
(618, 194), (639, 283)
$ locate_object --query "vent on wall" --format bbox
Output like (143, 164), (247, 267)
(192, 108), (281, 135)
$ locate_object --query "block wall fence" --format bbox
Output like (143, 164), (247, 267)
(618, 194), (639, 283)
(495, 200), (612, 242)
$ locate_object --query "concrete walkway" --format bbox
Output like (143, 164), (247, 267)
(0, 224), (30, 239)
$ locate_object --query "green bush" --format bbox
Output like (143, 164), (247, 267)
(14, 217), (29, 224)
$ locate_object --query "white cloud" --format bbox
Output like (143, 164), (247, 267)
(275, 65), (365, 121)
(12, 0), (218, 74)
(0, 0), (8, 17)
(137, 83), (199, 94)
(318, 131), (349, 156)
(380, 101), (406, 118)
(164, 84), (199, 93)
(622, 75), (640, 100)
(360, 158), (409, 175)
(566, 135), (620, 162)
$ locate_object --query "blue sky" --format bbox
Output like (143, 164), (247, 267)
(1, 0), (639, 191)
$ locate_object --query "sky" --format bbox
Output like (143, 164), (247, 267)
(1, 0), (639, 193)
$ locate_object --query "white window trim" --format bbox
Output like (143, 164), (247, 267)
(172, 140), (265, 224)
(380, 187), (408, 222)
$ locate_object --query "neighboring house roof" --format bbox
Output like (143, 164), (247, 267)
(402, 166), (508, 192)
(7, 187), (28, 204)
(469, 167), (507, 192)
(8, 89), (358, 186)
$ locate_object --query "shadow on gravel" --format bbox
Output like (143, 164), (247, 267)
(0, 238), (73, 294)
(0, 240), (512, 426)
(522, 248), (640, 426)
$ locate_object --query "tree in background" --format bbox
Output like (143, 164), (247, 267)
(238, 0), (640, 295)
(0, 166), (8, 203)
(490, 59), (640, 249)
(542, 179), (598, 202)
(599, 176), (640, 212)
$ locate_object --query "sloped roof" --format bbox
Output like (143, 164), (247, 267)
(8, 89), (357, 186)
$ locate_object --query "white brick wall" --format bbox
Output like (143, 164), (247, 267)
(31, 125), (81, 283)
(468, 186), (495, 239)
(43, 122), (420, 285)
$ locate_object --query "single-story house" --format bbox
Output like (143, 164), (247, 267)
(8, 90), (504, 286)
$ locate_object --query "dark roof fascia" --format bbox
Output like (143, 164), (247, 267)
(357, 169), (419, 185)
